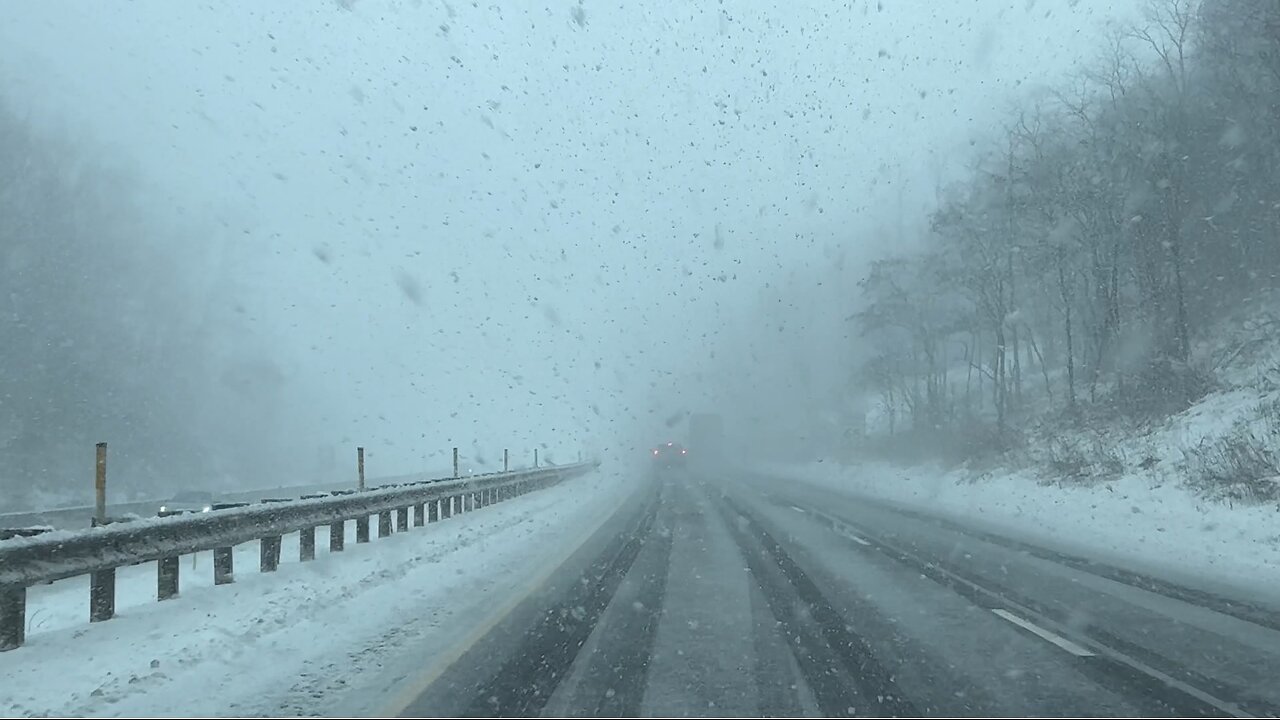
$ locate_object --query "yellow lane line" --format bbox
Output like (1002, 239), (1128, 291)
(378, 481), (641, 717)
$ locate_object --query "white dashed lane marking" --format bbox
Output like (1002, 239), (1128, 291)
(834, 525), (872, 546)
(991, 608), (1095, 657)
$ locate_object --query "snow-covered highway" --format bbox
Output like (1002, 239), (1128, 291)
(394, 470), (1280, 717)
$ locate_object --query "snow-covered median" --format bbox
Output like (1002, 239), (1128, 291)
(760, 459), (1280, 602)
(0, 469), (635, 717)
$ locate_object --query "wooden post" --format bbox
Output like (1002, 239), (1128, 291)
(428, 499), (440, 522)
(504, 448), (509, 472)
(378, 510), (393, 538)
(330, 521), (345, 552)
(534, 448), (538, 468)
(356, 515), (370, 543)
(94, 442), (108, 526)
(413, 503), (425, 527)
(397, 507), (409, 531)
(453, 447), (459, 478)
(357, 447), (366, 491)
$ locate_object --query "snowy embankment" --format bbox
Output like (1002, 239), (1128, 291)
(768, 299), (1280, 604)
(0, 469), (635, 718)
(763, 456), (1280, 603)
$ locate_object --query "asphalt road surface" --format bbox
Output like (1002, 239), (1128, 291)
(394, 470), (1280, 717)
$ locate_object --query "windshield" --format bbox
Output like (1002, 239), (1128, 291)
(3, 0), (1279, 718)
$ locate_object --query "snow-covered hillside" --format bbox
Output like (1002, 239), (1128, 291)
(772, 291), (1280, 600)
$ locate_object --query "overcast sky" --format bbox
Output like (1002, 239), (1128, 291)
(0, 0), (1142, 477)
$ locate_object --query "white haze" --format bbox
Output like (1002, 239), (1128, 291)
(0, 0), (1141, 489)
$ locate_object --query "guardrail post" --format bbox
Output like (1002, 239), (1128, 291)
(90, 568), (115, 621)
(378, 510), (393, 538)
(397, 507), (409, 531)
(330, 521), (345, 552)
(356, 515), (370, 543)
(358, 446), (366, 491)
(413, 503), (425, 526)
(442, 496), (453, 519)
(300, 526), (316, 561)
(428, 499), (440, 522)
(94, 442), (108, 526)
(214, 547), (234, 584)
(158, 557), (180, 600)
(261, 535), (282, 572)
(0, 587), (26, 650)
(453, 447), (459, 479)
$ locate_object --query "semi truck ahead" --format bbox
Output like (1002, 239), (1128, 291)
(688, 412), (725, 468)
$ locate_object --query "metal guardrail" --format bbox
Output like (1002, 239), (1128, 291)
(0, 462), (596, 651)
(0, 478), (385, 531)
(0, 527), (52, 542)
